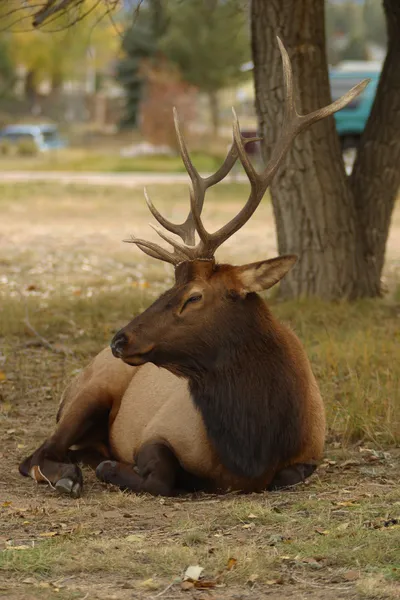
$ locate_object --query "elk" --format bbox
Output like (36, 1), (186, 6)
(19, 39), (368, 498)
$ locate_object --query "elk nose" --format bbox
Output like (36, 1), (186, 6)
(110, 331), (128, 358)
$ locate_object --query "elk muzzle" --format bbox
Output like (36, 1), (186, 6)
(110, 330), (155, 366)
(110, 331), (129, 358)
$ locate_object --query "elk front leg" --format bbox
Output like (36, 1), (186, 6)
(19, 394), (110, 498)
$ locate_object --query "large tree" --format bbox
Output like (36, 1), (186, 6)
(160, 0), (249, 134)
(251, 0), (400, 299)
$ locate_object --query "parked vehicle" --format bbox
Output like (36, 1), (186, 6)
(329, 64), (381, 152)
(0, 124), (67, 152)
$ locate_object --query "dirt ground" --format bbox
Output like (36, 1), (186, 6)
(1, 182), (399, 599)
(1, 395), (399, 600)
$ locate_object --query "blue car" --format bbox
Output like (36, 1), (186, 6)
(329, 66), (381, 151)
(0, 124), (67, 152)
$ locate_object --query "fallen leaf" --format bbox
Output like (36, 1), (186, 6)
(194, 580), (217, 589)
(22, 578), (37, 585)
(39, 531), (58, 538)
(227, 557), (237, 571)
(242, 522), (255, 529)
(184, 565), (204, 581)
(343, 570), (360, 581)
(315, 528), (329, 536)
(247, 513), (257, 519)
(300, 558), (323, 570)
(337, 522), (350, 531)
(181, 581), (194, 591)
(1, 502), (12, 508)
(0, 371), (6, 382)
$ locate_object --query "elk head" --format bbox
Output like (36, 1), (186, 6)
(111, 38), (368, 375)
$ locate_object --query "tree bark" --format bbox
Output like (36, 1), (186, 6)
(251, 0), (395, 299)
(349, 0), (400, 292)
(208, 90), (220, 135)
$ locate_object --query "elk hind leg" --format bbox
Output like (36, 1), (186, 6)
(96, 442), (181, 496)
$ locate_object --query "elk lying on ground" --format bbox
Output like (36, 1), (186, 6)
(19, 39), (368, 498)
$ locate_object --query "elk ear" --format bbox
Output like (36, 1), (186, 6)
(235, 255), (297, 294)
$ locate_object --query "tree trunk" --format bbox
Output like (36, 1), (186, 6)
(208, 90), (220, 136)
(251, 0), (390, 299)
(50, 71), (63, 99)
(25, 70), (37, 105)
(349, 0), (400, 292)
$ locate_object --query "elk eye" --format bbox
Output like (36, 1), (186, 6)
(182, 294), (203, 311)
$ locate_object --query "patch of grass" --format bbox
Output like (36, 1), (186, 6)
(0, 149), (225, 173)
(1, 492), (399, 590)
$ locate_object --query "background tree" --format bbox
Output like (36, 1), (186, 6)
(10, 5), (118, 108)
(251, 0), (400, 300)
(117, 0), (168, 127)
(140, 57), (196, 148)
(0, 0), (121, 29)
(325, 0), (386, 65)
(0, 37), (14, 98)
(364, 0), (387, 48)
(160, 0), (249, 134)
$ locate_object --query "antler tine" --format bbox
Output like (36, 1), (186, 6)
(124, 234), (180, 265)
(149, 224), (193, 260)
(198, 36), (370, 255)
(277, 36), (296, 122)
(144, 188), (186, 239)
(173, 107), (209, 245)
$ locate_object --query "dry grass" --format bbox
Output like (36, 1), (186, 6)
(0, 182), (400, 599)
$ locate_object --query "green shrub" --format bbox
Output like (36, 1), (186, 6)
(17, 138), (38, 156)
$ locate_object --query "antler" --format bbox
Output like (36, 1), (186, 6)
(125, 110), (260, 263)
(126, 36), (369, 266)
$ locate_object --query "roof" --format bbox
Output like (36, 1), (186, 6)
(0, 124), (58, 134)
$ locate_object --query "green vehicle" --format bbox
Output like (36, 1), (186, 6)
(330, 65), (381, 152)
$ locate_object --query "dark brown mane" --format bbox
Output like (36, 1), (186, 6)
(187, 293), (303, 479)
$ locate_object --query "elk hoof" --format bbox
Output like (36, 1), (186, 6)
(55, 478), (82, 498)
(96, 460), (117, 483)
